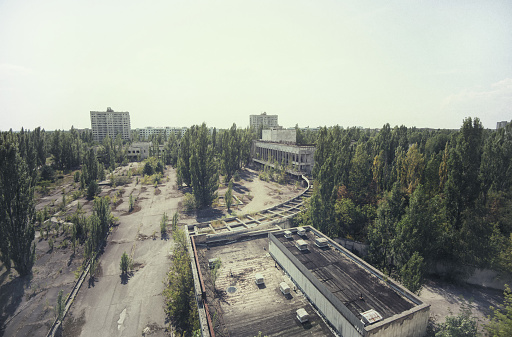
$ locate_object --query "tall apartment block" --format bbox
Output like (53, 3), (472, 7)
(90, 107), (131, 142)
(497, 121), (509, 130)
(250, 112), (279, 129)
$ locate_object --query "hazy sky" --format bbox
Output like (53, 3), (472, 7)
(1, 0), (511, 131)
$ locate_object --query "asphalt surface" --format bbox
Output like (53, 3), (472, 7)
(63, 167), (180, 337)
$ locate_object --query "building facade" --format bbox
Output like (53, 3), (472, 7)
(497, 121), (509, 130)
(136, 127), (188, 140)
(250, 112), (279, 130)
(90, 107), (131, 142)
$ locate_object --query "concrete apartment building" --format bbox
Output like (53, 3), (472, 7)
(496, 121), (509, 130)
(252, 128), (316, 174)
(136, 126), (188, 140)
(189, 226), (429, 337)
(250, 112), (279, 129)
(90, 107), (131, 142)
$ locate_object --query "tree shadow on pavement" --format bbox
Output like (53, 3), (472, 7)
(120, 272), (133, 285)
(88, 276), (96, 288)
(0, 271), (31, 334)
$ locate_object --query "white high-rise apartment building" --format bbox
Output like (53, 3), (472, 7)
(250, 112), (279, 130)
(90, 107), (131, 142)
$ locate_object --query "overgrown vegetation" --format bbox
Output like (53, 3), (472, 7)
(486, 285), (512, 336)
(296, 119), (512, 293)
(163, 228), (199, 335)
(160, 212), (168, 236)
(120, 251), (130, 275)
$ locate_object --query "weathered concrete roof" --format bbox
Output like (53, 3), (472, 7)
(274, 229), (416, 321)
(195, 235), (334, 337)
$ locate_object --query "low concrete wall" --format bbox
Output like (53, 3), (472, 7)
(365, 304), (430, 337)
(334, 238), (369, 257)
(465, 269), (512, 291)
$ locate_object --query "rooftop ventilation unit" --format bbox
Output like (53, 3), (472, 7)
(255, 273), (265, 285)
(296, 308), (309, 323)
(279, 282), (290, 295)
(284, 230), (293, 239)
(315, 237), (328, 248)
(295, 239), (308, 251)
(361, 309), (383, 325)
(297, 227), (307, 237)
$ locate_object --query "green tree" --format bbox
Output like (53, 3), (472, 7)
(0, 142), (36, 275)
(221, 123), (240, 182)
(87, 180), (100, 200)
(143, 161), (154, 176)
(163, 229), (199, 334)
(486, 285), (512, 337)
(189, 123), (218, 208)
(120, 251), (130, 275)
(367, 182), (406, 274)
(225, 180), (233, 211)
(129, 194), (134, 212)
(210, 258), (222, 290)
(160, 212), (168, 236)
(444, 117), (483, 230)
(177, 126), (194, 187)
(435, 301), (479, 337)
(348, 142), (374, 204)
(172, 212), (179, 232)
(399, 252), (425, 294)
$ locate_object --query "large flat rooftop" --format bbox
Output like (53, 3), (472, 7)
(194, 234), (335, 337)
(273, 229), (416, 322)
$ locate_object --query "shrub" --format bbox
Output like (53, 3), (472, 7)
(73, 171), (80, 183)
(183, 193), (196, 212)
(143, 162), (154, 176)
(120, 252), (130, 275)
(129, 194), (134, 212)
(40, 165), (55, 182)
(87, 180), (100, 200)
(160, 213), (168, 235)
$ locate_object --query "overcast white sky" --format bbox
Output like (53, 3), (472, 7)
(1, 0), (511, 131)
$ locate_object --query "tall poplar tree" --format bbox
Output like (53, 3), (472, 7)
(0, 141), (35, 275)
(221, 123), (240, 182)
(189, 123), (218, 208)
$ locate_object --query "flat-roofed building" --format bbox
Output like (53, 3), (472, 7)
(189, 232), (335, 337)
(250, 112), (279, 130)
(269, 227), (430, 337)
(252, 141), (315, 174)
(188, 226), (429, 337)
(127, 142), (151, 160)
(90, 107), (131, 142)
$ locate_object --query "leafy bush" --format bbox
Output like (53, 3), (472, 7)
(40, 165), (55, 182)
(183, 193), (196, 212)
(120, 251), (130, 275)
(87, 180), (100, 200)
(143, 162), (154, 176)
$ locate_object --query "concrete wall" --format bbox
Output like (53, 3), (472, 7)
(466, 269), (512, 290)
(262, 129), (297, 143)
(269, 236), (364, 337)
(334, 238), (369, 257)
(365, 305), (429, 337)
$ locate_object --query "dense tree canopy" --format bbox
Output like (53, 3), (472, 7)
(297, 118), (512, 292)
